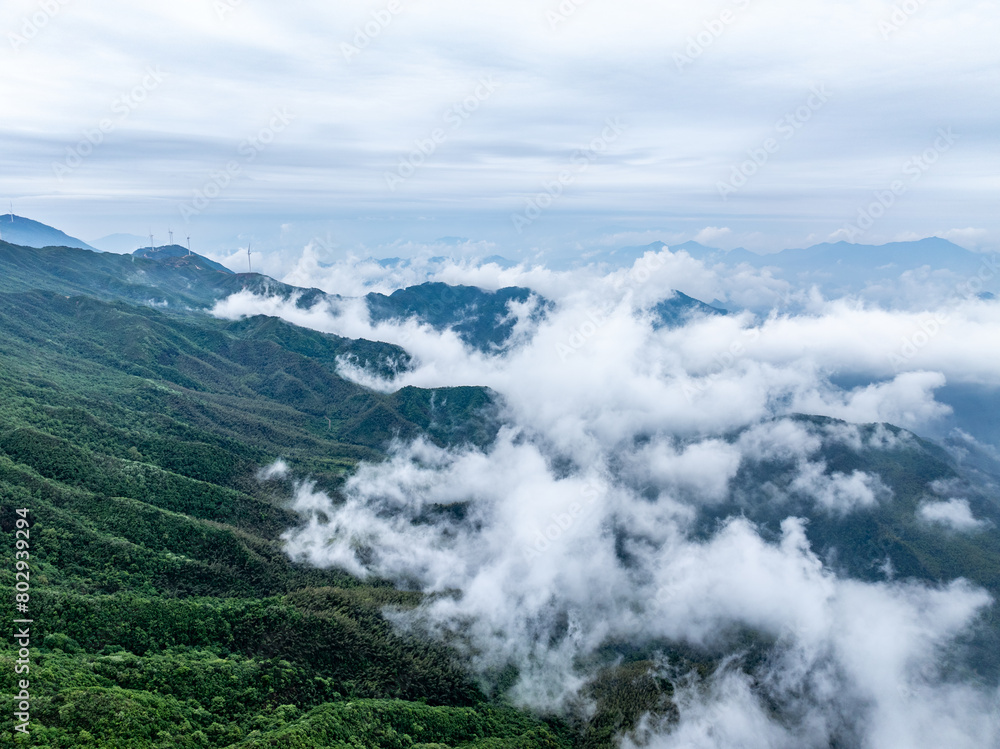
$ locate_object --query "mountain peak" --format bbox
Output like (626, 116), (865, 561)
(0, 215), (98, 252)
(133, 244), (234, 274)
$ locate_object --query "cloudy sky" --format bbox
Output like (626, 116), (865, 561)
(2, 0), (998, 259)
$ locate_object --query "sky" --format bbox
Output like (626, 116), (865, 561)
(1, 0), (998, 261)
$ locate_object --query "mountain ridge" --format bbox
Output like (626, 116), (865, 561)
(0, 214), (99, 252)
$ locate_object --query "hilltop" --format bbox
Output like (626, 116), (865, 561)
(0, 214), (98, 252)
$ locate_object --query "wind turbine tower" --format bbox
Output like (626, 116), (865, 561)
(247, 242), (253, 273)
(168, 228), (174, 245)
(186, 236), (192, 257)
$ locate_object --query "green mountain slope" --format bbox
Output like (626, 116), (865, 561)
(133, 244), (235, 275)
(366, 283), (550, 352)
(0, 271), (547, 747)
(0, 240), (309, 312)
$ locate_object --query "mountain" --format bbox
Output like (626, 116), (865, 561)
(616, 237), (984, 277)
(0, 239), (284, 310)
(0, 214), (99, 251)
(682, 236), (984, 277)
(651, 290), (728, 329)
(774, 237), (979, 271)
(0, 236), (997, 747)
(366, 282), (726, 348)
(0, 243), (560, 748)
(716, 415), (1000, 594)
(481, 254), (517, 268)
(134, 244), (235, 275)
(742, 237), (989, 300)
(366, 282), (552, 352)
(0, 241), (741, 356)
(607, 237), (992, 307)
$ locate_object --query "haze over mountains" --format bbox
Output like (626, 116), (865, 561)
(13, 216), (994, 284)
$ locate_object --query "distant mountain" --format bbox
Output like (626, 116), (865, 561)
(733, 237), (987, 300)
(614, 237), (983, 274)
(89, 233), (150, 254)
(651, 291), (728, 329)
(0, 215), (98, 252)
(481, 255), (518, 269)
(670, 240), (763, 265)
(134, 244), (235, 275)
(607, 237), (991, 306)
(771, 237), (981, 273)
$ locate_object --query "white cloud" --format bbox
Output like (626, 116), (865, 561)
(790, 461), (887, 514)
(941, 228), (990, 249)
(636, 438), (742, 503)
(212, 250), (1000, 744)
(694, 227), (732, 247)
(257, 459), (289, 480)
(919, 499), (987, 532)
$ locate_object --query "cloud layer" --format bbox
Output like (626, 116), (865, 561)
(211, 247), (1000, 746)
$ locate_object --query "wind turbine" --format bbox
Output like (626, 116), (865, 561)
(247, 242), (253, 273)
(149, 230), (155, 253)
(168, 228), (174, 245)
(186, 236), (192, 257)
(9, 201), (13, 222)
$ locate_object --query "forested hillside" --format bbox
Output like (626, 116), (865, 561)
(0, 243), (570, 748)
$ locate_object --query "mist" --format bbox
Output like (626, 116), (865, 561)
(214, 245), (1000, 746)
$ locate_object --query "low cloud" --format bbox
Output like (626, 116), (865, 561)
(919, 499), (987, 533)
(694, 226), (733, 246)
(214, 248), (1000, 745)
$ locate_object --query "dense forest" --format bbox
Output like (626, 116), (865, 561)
(0, 244), (572, 748)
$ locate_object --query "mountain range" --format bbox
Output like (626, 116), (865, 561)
(610, 236), (993, 302)
(1, 223), (998, 748)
